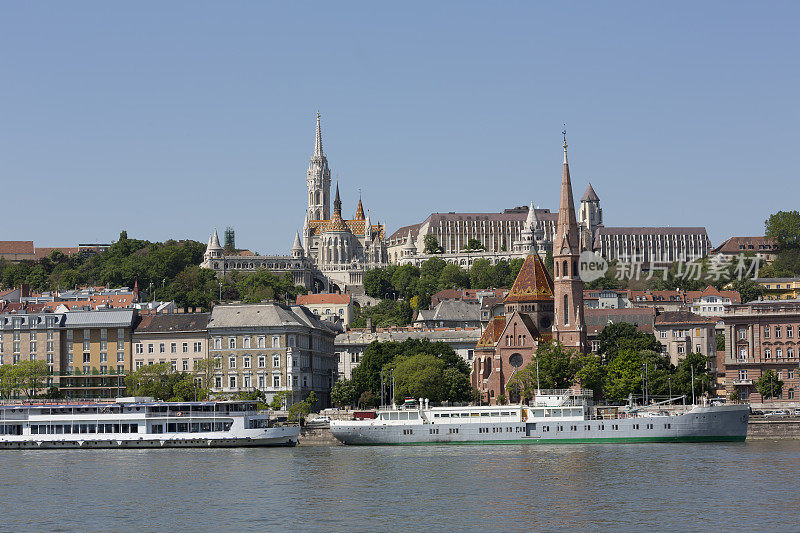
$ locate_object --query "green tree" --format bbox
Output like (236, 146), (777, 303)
(469, 258), (494, 289)
(269, 391), (290, 410)
(533, 341), (579, 389)
(765, 210), (800, 250)
(463, 238), (484, 252)
(363, 268), (393, 299)
(15, 360), (50, 398)
(756, 369), (783, 400)
(438, 263), (470, 290)
(603, 348), (643, 401)
(330, 378), (358, 408)
(0, 365), (15, 399)
(575, 353), (606, 399)
(597, 322), (662, 362)
(728, 278), (765, 303)
(351, 300), (413, 329)
(125, 363), (182, 401)
(391, 264), (420, 300)
(423, 234), (443, 254)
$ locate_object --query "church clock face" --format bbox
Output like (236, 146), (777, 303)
(540, 316), (552, 329)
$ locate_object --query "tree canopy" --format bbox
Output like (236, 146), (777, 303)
(349, 339), (473, 405)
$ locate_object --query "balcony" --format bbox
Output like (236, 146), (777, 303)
(732, 379), (753, 386)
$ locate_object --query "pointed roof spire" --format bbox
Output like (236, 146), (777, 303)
(403, 229), (416, 250)
(333, 181), (342, 215)
(210, 228), (222, 250)
(556, 129), (580, 254)
(581, 182), (600, 202)
(504, 253), (554, 303)
(314, 111), (323, 158)
(292, 231), (303, 251)
(526, 200), (538, 229)
(355, 192), (365, 220)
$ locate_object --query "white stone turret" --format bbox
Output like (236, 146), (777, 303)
(202, 228), (224, 268)
(579, 182), (602, 251)
(291, 231), (304, 258)
(402, 230), (417, 257)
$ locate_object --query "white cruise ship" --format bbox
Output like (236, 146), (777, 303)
(0, 397), (299, 449)
(330, 390), (749, 445)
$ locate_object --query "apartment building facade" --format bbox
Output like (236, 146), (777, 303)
(207, 303), (340, 408)
(722, 299), (800, 404)
(59, 309), (137, 399)
(132, 312), (210, 380)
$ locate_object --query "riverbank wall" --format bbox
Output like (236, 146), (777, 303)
(298, 427), (340, 446)
(748, 418), (800, 439)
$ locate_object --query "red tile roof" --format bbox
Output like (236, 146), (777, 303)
(296, 293), (351, 305)
(712, 236), (777, 254)
(0, 241), (34, 255)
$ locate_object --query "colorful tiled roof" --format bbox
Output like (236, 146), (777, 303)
(504, 253), (554, 303)
(308, 218), (383, 237)
(477, 316), (506, 347)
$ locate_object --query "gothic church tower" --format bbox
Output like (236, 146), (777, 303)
(307, 113), (331, 221)
(552, 131), (587, 353)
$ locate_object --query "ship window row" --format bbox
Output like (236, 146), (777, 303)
(433, 411), (512, 419)
(30, 423), (139, 435)
(378, 412), (420, 421)
(0, 425), (22, 435)
(150, 422), (231, 433)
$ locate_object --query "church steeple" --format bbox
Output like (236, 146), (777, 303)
(307, 112), (331, 221)
(552, 129), (587, 353)
(314, 111), (323, 157)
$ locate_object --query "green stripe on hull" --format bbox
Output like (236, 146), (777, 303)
(345, 435), (747, 446)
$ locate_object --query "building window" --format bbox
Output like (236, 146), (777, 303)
(273, 354), (280, 368)
(228, 337), (236, 349)
(100, 352), (107, 362)
(775, 326), (782, 338)
(789, 388), (795, 400)
(243, 357), (251, 369)
(214, 376), (222, 388)
(243, 374), (251, 389)
(258, 375), (265, 389)
(258, 356), (266, 368)
(193, 342), (201, 352)
(228, 375), (237, 389)
(148, 343), (154, 354)
(789, 347), (795, 359)
(171, 360), (177, 371)
(258, 336), (266, 348)
(117, 351), (124, 362)
(788, 327), (794, 339)
(213, 337), (222, 350)
(288, 335), (296, 347)
(777, 348), (783, 359)
(765, 348), (771, 359)
(170, 343), (177, 353)
(229, 356), (236, 369)
(659, 330), (667, 339)
(272, 336), (280, 348)
(159, 343), (165, 353)
(273, 374), (280, 388)
(182, 360), (189, 372)
(135, 343), (144, 354)
(739, 369), (747, 380)
(677, 345), (685, 355)
(136, 361), (144, 370)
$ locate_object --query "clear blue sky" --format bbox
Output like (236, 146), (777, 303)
(2, 2), (798, 251)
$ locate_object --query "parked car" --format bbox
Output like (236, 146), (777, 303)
(765, 410), (790, 417)
(793, 409), (800, 417)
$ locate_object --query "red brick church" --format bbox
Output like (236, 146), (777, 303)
(472, 133), (587, 404)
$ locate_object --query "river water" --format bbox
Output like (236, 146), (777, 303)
(1, 440), (798, 532)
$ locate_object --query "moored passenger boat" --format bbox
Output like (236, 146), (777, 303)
(330, 390), (749, 445)
(0, 397), (299, 449)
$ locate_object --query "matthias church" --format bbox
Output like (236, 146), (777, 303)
(202, 114), (388, 292)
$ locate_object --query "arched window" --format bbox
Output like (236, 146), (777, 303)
(562, 260), (568, 277)
(789, 388), (795, 400)
(563, 294), (569, 325)
(555, 262), (559, 277)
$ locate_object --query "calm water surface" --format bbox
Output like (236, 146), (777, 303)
(1, 440), (799, 532)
